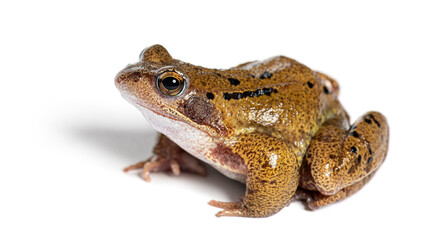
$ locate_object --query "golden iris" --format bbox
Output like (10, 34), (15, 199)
(156, 71), (185, 96)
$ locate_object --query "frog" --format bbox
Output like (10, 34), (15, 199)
(115, 44), (389, 218)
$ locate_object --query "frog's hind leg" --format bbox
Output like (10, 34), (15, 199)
(298, 111), (389, 209)
(294, 172), (375, 210)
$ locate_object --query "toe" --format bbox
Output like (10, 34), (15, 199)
(123, 161), (147, 172)
(208, 200), (242, 210)
(170, 160), (181, 176)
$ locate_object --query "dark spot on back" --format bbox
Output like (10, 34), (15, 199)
(248, 74), (256, 78)
(206, 92), (214, 100)
(367, 156), (374, 165)
(368, 114), (381, 127)
(350, 131), (359, 138)
(227, 78), (240, 86)
(214, 72), (222, 77)
(235, 92), (244, 99)
(323, 86), (330, 94)
(225, 92), (242, 100)
(263, 88), (273, 96)
(223, 88), (276, 100)
(351, 146), (357, 153)
(259, 71), (273, 79)
(364, 118), (372, 124)
(242, 91), (254, 98)
(372, 118), (381, 127)
(357, 155), (362, 164)
(368, 147), (373, 155)
(307, 81), (314, 88)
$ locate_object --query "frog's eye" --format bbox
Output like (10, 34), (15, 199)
(156, 70), (186, 97)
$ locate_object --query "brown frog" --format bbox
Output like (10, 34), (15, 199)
(115, 45), (389, 218)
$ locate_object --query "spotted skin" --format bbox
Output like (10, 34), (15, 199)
(210, 133), (299, 217)
(299, 111), (389, 206)
(115, 45), (390, 218)
(293, 172), (376, 209)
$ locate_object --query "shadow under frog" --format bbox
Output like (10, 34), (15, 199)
(69, 121), (244, 202)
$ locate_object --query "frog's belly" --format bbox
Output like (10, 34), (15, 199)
(137, 105), (246, 183)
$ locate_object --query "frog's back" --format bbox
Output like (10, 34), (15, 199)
(178, 56), (341, 156)
(182, 56), (310, 91)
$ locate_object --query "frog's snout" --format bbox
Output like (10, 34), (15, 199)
(115, 69), (141, 90)
(115, 62), (147, 91)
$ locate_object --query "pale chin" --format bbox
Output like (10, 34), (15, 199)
(136, 103), (214, 159)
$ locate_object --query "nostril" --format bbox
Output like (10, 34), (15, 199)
(132, 72), (141, 82)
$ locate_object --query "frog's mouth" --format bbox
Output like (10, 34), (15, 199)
(119, 92), (179, 121)
(119, 91), (219, 138)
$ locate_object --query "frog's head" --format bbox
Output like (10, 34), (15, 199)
(115, 45), (225, 138)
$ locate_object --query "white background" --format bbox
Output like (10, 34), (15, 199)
(1, 1), (437, 239)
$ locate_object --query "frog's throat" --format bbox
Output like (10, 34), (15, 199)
(135, 103), (246, 183)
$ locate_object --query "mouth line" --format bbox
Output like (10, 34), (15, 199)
(119, 92), (217, 137)
(120, 92), (180, 122)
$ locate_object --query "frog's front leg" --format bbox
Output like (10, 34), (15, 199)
(209, 133), (300, 217)
(123, 134), (207, 181)
(299, 111), (389, 209)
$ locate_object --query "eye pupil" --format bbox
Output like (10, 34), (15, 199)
(162, 77), (180, 90)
